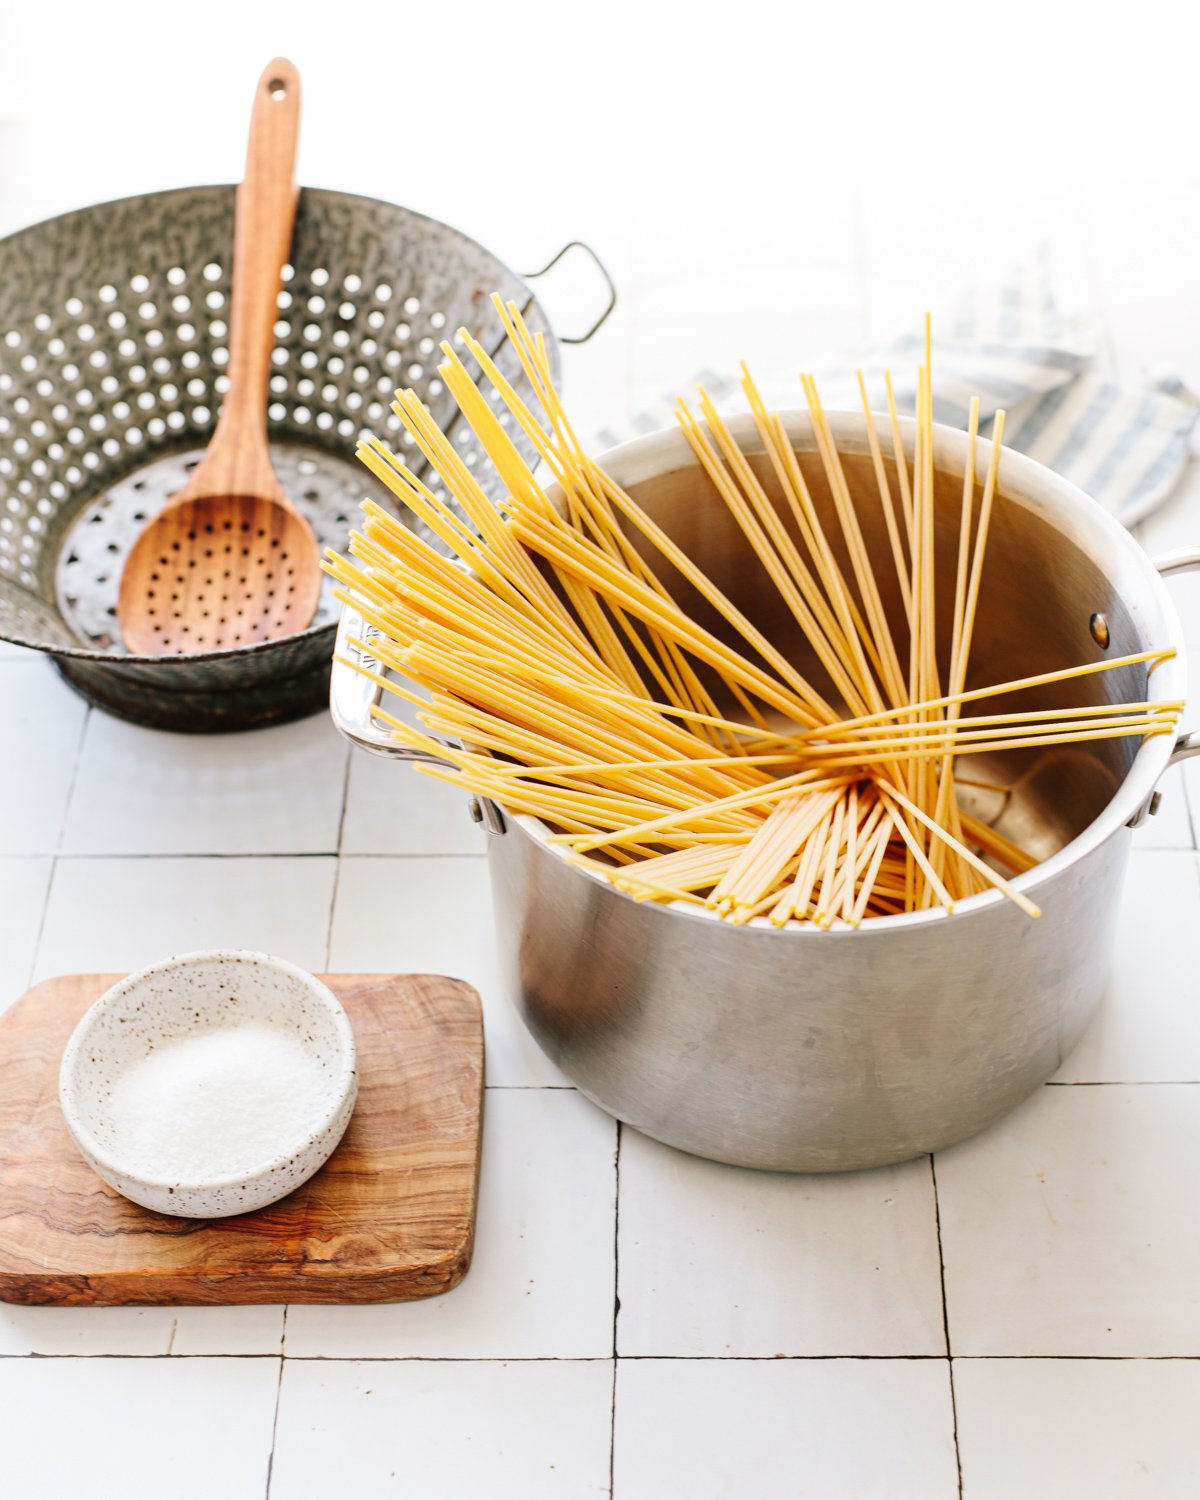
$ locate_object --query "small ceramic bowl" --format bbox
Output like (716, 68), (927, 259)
(59, 950), (358, 1218)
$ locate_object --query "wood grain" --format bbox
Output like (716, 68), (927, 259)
(0, 972), (483, 1306)
(117, 58), (321, 656)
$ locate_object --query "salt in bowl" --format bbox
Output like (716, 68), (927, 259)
(59, 949), (358, 1218)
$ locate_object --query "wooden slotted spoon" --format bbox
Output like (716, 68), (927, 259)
(117, 58), (321, 655)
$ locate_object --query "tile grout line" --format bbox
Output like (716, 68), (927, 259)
(263, 1319), (287, 1500)
(7, 1352), (1200, 1363)
(929, 1153), (964, 1500)
(27, 699), (92, 985)
(322, 745), (354, 975)
(609, 1120), (622, 1500)
(7, 850), (488, 861)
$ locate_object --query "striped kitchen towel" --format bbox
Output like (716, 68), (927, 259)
(591, 261), (1198, 526)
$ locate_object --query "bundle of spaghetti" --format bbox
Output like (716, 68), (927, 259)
(325, 294), (1181, 926)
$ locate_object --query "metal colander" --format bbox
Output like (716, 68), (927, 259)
(0, 185), (611, 729)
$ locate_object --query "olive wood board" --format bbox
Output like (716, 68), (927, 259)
(0, 972), (483, 1306)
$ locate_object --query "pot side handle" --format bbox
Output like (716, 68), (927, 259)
(329, 606), (506, 835)
(1152, 549), (1200, 770)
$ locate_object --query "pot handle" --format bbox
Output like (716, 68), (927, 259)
(1153, 549), (1200, 769)
(329, 607), (507, 835)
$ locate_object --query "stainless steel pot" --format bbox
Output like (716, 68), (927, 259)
(332, 411), (1199, 1172)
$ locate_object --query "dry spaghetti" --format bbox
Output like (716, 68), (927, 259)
(325, 301), (1180, 926)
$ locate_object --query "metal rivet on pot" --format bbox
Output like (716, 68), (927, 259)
(1089, 612), (1110, 648)
(468, 797), (484, 825)
(1149, 790), (1163, 817)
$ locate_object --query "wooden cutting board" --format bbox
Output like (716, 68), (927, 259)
(0, 972), (483, 1306)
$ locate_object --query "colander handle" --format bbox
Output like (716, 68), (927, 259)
(329, 607), (506, 835)
(524, 242), (617, 345)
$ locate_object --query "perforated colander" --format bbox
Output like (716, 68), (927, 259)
(0, 185), (612, 729)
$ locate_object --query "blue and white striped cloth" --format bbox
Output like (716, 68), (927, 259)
(594, 263), (1198, 526)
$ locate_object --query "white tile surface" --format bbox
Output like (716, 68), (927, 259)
(34, 856), (337, 978)
(0, 1304), (284, 1357)
(340, 746), (485, 856)
(329, 855), (565, 1086)
(614, 1358), (959, 1500)
(0, 662), (88, 854)
(270, 1358), (613, 1500)
(0, 856), (51, 1010)
(617, 1128), (945, 1357)
(0, 1356), (279, 1500)
(285, 1089), (616, 1359)
(955, 1359), (1200, 1500)
(62, 711), (347, 855)
(1054, 850), (1200, 1081)
(937, 1083), (1200, 1355)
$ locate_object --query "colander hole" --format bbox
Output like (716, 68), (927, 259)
(179, 325), (196, 343)
(338, 302), (355, 319)
(139, 302), (157, 320)
(375, 283), (392, 302)
(307, 296), (325, 314)
(272, 349), (289, 366)
(167, 267), (186, 286)
(48, 337), (65, 356)
(408, 364), (424, 382)
(311, 268), (329, 287)
(119, 339), (137, 358)
(395, 322), (411, 342)
(430, 311), (446, 329)
(108, 311), (126, 331)
(281, 264), (295, 282)
(146, 330), (164, 349)
(167, 412), (185, 430)
(65, 298), (83, 316)
(205, 291), (224, 311)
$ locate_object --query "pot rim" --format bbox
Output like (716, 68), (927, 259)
(507, 409), (1185, 932)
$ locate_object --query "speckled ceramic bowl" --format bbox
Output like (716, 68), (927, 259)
(59, 950), (357, 1218)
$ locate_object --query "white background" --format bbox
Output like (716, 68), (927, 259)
(4, 0), (1200, 423)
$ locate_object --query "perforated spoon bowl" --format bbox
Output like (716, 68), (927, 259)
(117, 59), (321, 655)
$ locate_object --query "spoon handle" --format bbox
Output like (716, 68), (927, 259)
(214, 58), (301, 455)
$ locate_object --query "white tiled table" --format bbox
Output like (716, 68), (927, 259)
(4, 18), (1200, 1484)
(3, 502), (1200, 1496)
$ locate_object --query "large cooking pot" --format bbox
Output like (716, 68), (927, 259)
(332, 411), (1199, 1172)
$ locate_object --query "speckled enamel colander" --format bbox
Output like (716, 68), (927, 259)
(0, 185), (611, 730)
